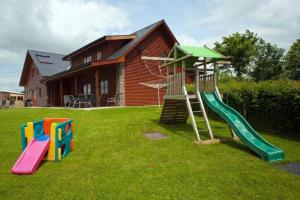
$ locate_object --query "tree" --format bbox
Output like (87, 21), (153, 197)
(215, 30), (259, 77)
(286, 39), (300, 80)
(250, 39), (285, 81)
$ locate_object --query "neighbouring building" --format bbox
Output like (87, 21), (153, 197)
(0, 90), (24, 107)
(19, 51), (70, 106)
(19, 20), (192, 107)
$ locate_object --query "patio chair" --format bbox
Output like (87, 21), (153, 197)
(77, 94), (89, 108)
(63, 95), (77, 108)
(107, 93), (120, 106)
(86, 95), (94, 108)
(25, 99), (33, 107)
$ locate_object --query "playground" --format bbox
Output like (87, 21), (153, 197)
(1, 107), (300, 199)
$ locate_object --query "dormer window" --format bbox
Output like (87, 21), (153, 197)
(83, 56), (92, 64)
(97, 51), (102, 61)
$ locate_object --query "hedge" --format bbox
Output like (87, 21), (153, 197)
(187, 80), (300, 137)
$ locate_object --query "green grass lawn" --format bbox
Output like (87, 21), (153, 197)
(0, 107), (300, 199)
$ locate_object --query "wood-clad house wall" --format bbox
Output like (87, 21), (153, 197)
(71, 40), (130, 67)
(23, 59), (47, 106)
(124, 27), (174, 106)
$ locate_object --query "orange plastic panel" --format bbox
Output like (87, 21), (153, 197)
(43, 118), (69, 135)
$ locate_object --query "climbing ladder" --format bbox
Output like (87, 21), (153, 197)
(160, 84), (214, 143)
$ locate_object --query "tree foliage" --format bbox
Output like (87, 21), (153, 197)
(214, 30), (259, 77)
(286, 39), (300, 80)
(250, 39), (285, 81)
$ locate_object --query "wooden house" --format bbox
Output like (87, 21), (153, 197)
(20, 20), (192, 107)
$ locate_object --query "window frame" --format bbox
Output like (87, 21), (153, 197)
(83, 83), (91, 95)
(100, 80), (108, 95)
(97, 51), (102, 61)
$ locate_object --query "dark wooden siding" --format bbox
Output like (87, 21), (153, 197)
(71, 40), (130, 67)
(124, 27), (175, 106)
(47, 66), (116, 106)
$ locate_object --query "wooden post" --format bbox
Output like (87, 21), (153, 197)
(173, 46), (177, 95)
(74, 76), (78, 95)
(213, 62), (217, 89)
(182, 60), (185, 95)
(203, 58), (207, 91)
(195, 67), (199, 94)
(95, 69), (100, 107)
(60, 80), (63, 106)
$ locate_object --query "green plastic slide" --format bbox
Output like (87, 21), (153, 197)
(202, 92), (284, 162)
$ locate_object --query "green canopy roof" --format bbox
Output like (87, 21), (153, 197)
(165, 44), (226, 68)
(179, 45), (224, 59)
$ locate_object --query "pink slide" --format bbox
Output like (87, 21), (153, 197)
(11, 136), (50, 175)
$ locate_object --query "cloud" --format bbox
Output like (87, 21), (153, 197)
(177, 34), (221, 48)
(187, 0), (300, 49)
(0, 0), (130, 91)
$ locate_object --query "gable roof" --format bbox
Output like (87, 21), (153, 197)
(63, 19), (177, 62)
(19, 50), (70, 86)
(44, 20), (177, 82)
(107, 20), (176, 60)
(63, 35), (136, 60)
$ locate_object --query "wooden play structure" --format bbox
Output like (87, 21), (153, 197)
(142, 44), (233, 144)
(142, 44), (285, 161)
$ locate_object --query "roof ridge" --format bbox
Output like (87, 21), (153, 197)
(132, 19), (164, 34)
(27, 49), (66, 56)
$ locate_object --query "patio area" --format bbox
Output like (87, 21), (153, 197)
(46, 66), (122, 108)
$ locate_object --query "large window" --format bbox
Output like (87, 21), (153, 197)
(100, 80), (108, 95)
(38, 87), (42, 97)
(83, 83), (91, 95)
(83, 56), (92, 64)
(97, 51), (102, 61)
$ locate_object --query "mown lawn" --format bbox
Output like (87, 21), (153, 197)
(0, 107), (300, 199)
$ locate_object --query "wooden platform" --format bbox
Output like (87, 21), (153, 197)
(164, 95), (197, 100)
(160, 99), (189, 124)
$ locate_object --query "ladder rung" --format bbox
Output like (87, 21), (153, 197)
(193, 111), (202, 113)
(190, 102), (200, 104)
(196, 119), (205, 122)
(198, 129), (207, 132)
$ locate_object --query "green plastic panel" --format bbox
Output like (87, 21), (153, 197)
(202, 92), (284, 162)
(180, 46), (224, 58)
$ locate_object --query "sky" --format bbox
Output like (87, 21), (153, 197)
(0, 0), (299, 92)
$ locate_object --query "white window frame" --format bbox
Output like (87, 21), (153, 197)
(97, 51), (102, 61)
(83, 83), (91, 95)
(100, 80), (108, 95)
(83, 56), (92, 64)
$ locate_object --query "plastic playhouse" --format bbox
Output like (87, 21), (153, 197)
(11, 118), (74, 175)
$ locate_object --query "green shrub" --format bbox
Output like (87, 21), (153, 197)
(186, 80), (300, 136)
(221, 80), (300, 136)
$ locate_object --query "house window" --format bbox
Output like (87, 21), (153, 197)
(38, 88), (42, 97)
(83, 83), (91, 95)
(97, 51), (102, 61)
(83, 56), (92, 64)
(100, 80), (108, 95)
(32, 68), (35, 77)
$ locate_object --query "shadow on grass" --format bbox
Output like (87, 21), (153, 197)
(222, 140), (260, 158)
(148, 119), (194, 140)
(150, 119), (262, 158)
